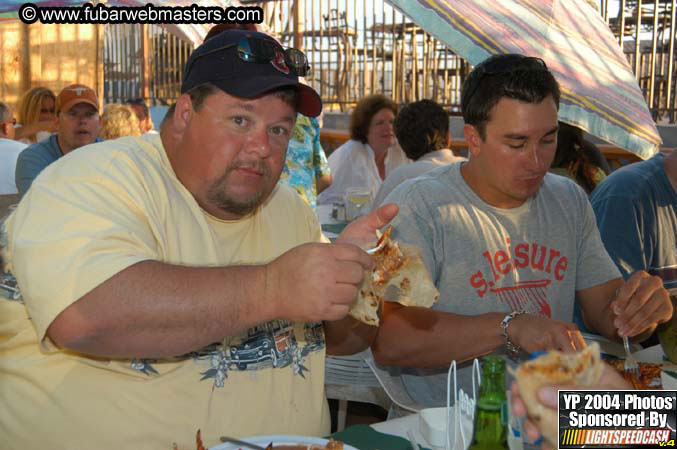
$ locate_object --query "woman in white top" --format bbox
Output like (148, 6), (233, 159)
(15, 86), (57, 144)
(317, 94), (410, 206)
(372, 99), (466, 208)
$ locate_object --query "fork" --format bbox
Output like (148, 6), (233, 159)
(219, 436), (267, 450)
(622, 335), (640, 377)
(366, 238), (386, 254)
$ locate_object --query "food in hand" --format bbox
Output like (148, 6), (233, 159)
(349, 226), (439, 325)
(514, 343), (604, 448)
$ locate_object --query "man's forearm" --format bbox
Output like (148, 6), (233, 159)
(316, 174), (332, 194)
(47, 260), (275, 359)
(324, 316), (378, 356)
(372, 304), (504, 368)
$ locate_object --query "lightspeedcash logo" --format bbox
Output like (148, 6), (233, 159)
(559, 390), (677, 449)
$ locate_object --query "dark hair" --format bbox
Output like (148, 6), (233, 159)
(126, 98), (149, 118)
(461, 54), (560, 139)
(552, 122), (611, 194)
(186, 83), (219, 111)
(394, 100), (449, 160)
(350, 94), (397, 143)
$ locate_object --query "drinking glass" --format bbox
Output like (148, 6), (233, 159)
(344, 187), (372, 221)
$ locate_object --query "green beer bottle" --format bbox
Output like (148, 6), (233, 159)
(469, 354), (508, 449)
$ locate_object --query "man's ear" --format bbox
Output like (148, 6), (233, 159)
(463, 124), (482, 158)
(0, 121), (9, 138)
(172, 94), (194, 133)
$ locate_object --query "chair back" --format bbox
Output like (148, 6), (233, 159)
(325, 349), (392, 431)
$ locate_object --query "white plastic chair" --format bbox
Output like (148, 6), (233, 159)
(324, 349), (393, 431)
(364, 356), (425, 415)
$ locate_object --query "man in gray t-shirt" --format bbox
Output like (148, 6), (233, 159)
(370, 54), (673, 407)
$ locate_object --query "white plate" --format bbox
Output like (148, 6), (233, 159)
(662, 368), (677, 390)
(211, 435), (359, 450)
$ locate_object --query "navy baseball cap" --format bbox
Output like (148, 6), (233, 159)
(181, 29), (322, 117)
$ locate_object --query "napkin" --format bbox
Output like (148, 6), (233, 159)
(329, 424), (432, 450)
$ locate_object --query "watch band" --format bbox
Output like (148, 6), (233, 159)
(500, 310), (527, 355)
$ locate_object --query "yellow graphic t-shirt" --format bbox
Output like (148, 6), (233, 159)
(1, 134), (330, 449)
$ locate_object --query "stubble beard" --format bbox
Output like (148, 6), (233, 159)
(207, 161), (272, 217)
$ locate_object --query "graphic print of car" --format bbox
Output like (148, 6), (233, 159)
(271, 329), (297, 367)
(229, 332), (274, 370)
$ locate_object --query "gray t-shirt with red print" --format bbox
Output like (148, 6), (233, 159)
(381, 161), (620, 407)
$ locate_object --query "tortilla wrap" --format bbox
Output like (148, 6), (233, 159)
(514, 343), (604, 448)
(349, 237), (439, 326)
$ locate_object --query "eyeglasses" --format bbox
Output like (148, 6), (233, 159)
(462, 55), (548, 109)
(185, 36), (310, 81)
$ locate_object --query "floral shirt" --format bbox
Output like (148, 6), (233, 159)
(280, 114), (331, 211)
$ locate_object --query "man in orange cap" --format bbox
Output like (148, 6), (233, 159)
(14, 83), (100, 196)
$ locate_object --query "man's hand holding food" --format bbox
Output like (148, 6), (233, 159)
(265, 242), (373, 322)
(511, 363), (631, 450)
(325, 203), (400, 354)
(265, 203), (398, 354)
(264, 203), (398, 323)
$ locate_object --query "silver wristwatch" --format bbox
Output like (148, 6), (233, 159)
(500, 310), (527, 355)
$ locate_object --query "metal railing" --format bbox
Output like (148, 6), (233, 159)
(102, 1), (676, 122)
(602, 0), (676, 122)
(259, 0), (471, 112)
(104, 24), (193, 106)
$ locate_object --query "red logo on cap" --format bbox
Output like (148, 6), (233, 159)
(271, 49), (290, 75)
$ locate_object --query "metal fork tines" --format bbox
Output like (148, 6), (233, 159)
(219, 436), (268, 450)
(622, 335), (640, 377)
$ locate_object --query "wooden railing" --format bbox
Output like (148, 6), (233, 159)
(320, 128), (673, 169)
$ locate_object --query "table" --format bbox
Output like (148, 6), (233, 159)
(333, 406), (471, 449)
(328, 415), (439, 450)
(372, 413), (442, 449)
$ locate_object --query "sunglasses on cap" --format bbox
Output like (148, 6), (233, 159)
(185, 36), (311, 80)
(462, 55), (548, 109)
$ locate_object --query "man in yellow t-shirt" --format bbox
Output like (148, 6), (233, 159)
(0, 29), (397, 450)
